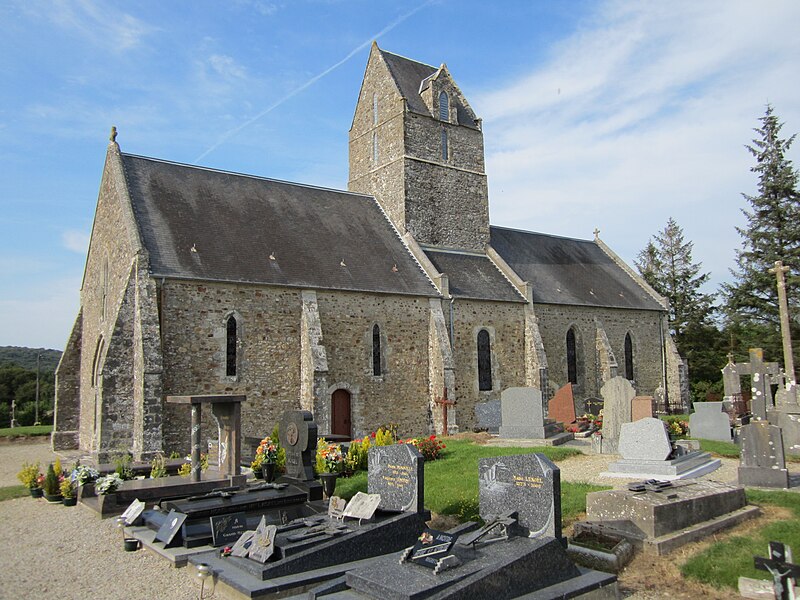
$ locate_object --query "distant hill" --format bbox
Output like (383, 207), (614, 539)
(0, 347), (62, 372)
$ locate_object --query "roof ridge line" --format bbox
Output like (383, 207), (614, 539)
(490, 224), (592, 244)
(121, 153), (374, 199)
(378, 47), (437, 69)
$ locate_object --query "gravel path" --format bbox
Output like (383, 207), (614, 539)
(0, 439), (792, 599)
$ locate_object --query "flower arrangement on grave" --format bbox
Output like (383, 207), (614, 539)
(316, 439), (344, 474)
(373, 425), (397, 446)
(664, 417), (689, 437)
(70, 464), (100, 486)
(60, 477), (76, 499)
(177, 453), (210, 477)
(16, 461), (42, 489)
(150, 453), (168, 479)
(95, 472), (124, 494)
(251, 436), (278, 470)
(406, 435), (446, 461)
(43, 464), (61, 498)
(113, 452), (135, 481)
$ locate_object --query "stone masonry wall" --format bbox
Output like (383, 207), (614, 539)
(76, 143), (142, 455)
(316, 290), (431, 439)
(52, 311), (82, 450)
(447, 299), (528, 431)
(159, 280), (303, 454)
(534, 303), (666, 411)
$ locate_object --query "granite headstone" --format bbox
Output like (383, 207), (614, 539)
(738, 421), (790, 488)
(475, 400), (501, 433)
(367, 443), (424, 513)
(549, 383), (576, 426)
(498, 387), (547, 438)
(601, 377), (636, 444)
(617, 418), (672, 461)
(631, 396), (654, 422)
(689, 402), (732, 442)
(478, 453), (561, 539)
(279, 410), (317, 481)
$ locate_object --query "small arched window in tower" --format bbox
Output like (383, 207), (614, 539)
(226, 315), (237, 377)
(373, 92), (378, 125)
(372, 324), (381, 376)
(624, 333), (634, 381)
(441, 128), (448, 161)
(372, 131), (378, 164)
(439, 91), (449, 121)
(566, 328), (578, 385)
(477, 329), (492, 391)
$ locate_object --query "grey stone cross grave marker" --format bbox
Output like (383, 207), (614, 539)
(726, 349), (781, 420)
(754, 541), (800, 600)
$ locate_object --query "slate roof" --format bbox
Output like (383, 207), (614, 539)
(489, 226), (664, 311)
(379, 49), (478, 129)
(423, 248), (526, 303)
(120, 153), (439, 297)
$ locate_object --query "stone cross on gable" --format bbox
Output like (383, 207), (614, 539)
(730, 348), (781, 420)
(754, 541), (800, 600)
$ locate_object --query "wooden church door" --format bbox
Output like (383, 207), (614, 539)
(331, 389), (351, 438)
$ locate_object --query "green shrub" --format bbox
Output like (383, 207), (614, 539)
(16, 461), (41, 489)
(150, 453), (168, 478)
(43, 463), (60, 496)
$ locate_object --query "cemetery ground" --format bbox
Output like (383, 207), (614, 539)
(0, 437), (798, 599)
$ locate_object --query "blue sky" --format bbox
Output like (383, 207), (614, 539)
(1, 0), (799, 350)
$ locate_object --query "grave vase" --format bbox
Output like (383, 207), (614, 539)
(29, 487), (43, 498)
(319, 472), (338, 498)
(62, 496), (78, 507)
(261, 461), (276, 483)
(44, 493), (62, 504)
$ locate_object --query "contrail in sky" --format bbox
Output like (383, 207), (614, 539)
(194, 1), (434, 163)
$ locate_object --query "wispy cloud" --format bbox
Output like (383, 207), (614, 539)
(24, 0), (157, 52)
(476, 0), (800, 288)
(194, 0), (436, 162)
(62, 230), (89, 254)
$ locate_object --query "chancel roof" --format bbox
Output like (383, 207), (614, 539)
(489, 226), (664, 311)
(121, 153), (439, 297)
(423, 248), (526, 303)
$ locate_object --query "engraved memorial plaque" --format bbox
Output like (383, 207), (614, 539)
(342, 492), (381, 521)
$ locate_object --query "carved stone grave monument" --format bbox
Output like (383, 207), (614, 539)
(689, 402), (732, 442)
(599, 376), (635, 453)
(498, 387), (571, 445)
(367, 443), (424, 513)
(738, 421), (790, 488)
(279, 410), (317, 481)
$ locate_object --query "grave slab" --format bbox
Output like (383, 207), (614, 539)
(579, 480), (759, 555)
(603, 451), (721, 480)
(689, 402), (732, 442)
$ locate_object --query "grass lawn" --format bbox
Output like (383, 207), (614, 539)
(333, 439), (607, 525)
(697, 439), (740, 458)
(0, 425), (52, 437)
(0, 485), (30, 501)
(681, 489), (800, 590)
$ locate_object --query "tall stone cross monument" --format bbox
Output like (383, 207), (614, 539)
(770, 260), (797, 392)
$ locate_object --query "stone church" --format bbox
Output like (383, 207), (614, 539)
(53, 43), (686, 460)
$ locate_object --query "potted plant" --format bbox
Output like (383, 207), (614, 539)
(150, 453), (168, 479)
(43, 463), (62, 503)
(316, 439), (343, 498)
(60, 478), (77, 506)
(253, 436), (279, 482)
(70, 464), (100, 498)
(17, 461), (43, 498)
(95, 472), (124, 495)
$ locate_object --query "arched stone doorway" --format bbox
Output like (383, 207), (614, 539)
(331, 388), (352, 438)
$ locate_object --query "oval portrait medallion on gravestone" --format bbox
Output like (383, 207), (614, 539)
(286, 422), (299, 446)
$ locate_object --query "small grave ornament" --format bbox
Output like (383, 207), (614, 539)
(230, 530), (256, 558)
(248, 516), (278, 563)
(341, 492), (381, 522)
(120, 498), (146, 525)
(754, 541), (800, 600)
(328, 496), (347, 520)
(402, 528), (460, 573)
(154, 509), (187, 548)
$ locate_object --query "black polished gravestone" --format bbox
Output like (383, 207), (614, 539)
(478, 453), (561, 539)
(368, 443), (424, 513)
(154, 509), (187, 548)
(210, 511), (248, 547)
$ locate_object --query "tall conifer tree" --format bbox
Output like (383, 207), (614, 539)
(723, 105), (800, 368)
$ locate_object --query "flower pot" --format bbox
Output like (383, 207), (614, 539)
(124, 538), (141, 552)
(29, 487), (43, 498)
(253, 467), (264, 480)
(62, 496), (78, 507)
(44, 493), (63, 504)
(262, 462), (276, 483)
(318, 472), (338, 499)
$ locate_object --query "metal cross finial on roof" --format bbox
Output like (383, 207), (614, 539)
(110, 126), (117, 143)
(593, 228), (600, 239)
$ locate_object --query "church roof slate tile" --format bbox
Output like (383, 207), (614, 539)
(422, 248), (526, 303)
(120, 153), (440, 297)
(489, 226), (664, 311)
(378, 49), (477, 128)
